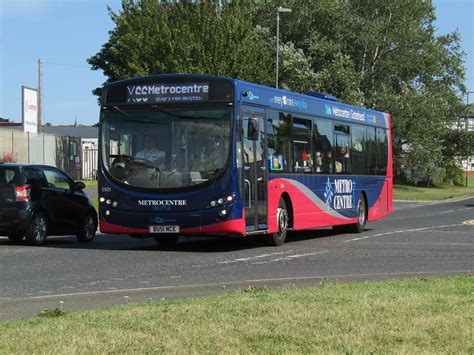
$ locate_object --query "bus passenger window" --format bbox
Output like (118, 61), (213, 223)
(293, 118), (312, 174)
(314, 119), (333, 174)
(334, 124), (351, 174)
(267, 110), (293, 173)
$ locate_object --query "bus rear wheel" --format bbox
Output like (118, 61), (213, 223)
(347, 194), (367, 233)
(154, 235), (179, 248)
(267, 198), (288, 246)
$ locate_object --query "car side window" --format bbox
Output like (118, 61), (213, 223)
(24, 168), (48, 187)
(43, 170), (72, 190)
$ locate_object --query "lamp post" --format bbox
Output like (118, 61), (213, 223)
(276, 6), (291, 89)
(465, 91), (474, 186)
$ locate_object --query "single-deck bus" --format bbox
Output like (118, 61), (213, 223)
(98, 74), (392, 246)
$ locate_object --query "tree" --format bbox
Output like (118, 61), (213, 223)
(90, 0), (468, 184)
(88, 0), (274, 96)
(254, 0), (466, 184)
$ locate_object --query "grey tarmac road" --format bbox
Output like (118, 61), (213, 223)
(0, 197), (473, 321)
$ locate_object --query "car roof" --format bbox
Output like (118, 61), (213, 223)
(0, 163), (59, 170)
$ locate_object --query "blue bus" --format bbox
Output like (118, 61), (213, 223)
(98, 74), (392, 246)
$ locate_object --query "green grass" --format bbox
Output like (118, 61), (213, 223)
(394, 178), (474, 200)
(0, 276), (472, 353)
(393, 184), (474, 200)
(80, 180), (98, 189)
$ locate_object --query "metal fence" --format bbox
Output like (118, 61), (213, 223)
(0, 129), (93, 181)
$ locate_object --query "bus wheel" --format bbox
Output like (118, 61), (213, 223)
(267, 199), (288, 246)
(154, 235), (179, 248)
(347, 194), (367, 233)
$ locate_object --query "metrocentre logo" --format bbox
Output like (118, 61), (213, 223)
(126, 82), (210, 103)
(324, 178), (356, 210)
(128, 83), (209, 96)
(138, 200), (187, 206)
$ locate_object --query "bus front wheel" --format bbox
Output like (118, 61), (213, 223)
(267, 198), (288, 246)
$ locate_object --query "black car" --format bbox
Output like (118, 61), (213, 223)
(0, 163), (97, 246)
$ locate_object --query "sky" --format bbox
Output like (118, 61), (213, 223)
(0, 0), (473, 126)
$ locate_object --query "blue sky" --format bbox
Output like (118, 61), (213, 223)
(0, 0), (473, 126)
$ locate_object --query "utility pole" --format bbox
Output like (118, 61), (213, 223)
(37, 59), (42, 133)
(466, 91), (474, 187)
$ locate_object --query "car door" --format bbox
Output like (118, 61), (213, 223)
(42, 167), (85, 234)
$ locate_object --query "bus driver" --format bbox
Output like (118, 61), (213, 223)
(134, 135), (165, 164)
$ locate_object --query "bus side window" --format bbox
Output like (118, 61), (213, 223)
(267, 110), (292, 173)
(334, 124), (351, 174)
(293, 118), (312, 174)
(314, 119), (333, 174)
(376, 128), (388, 175)
(351, 125), (367, 175)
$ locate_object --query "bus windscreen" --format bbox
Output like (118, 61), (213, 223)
(102, 107), (231, 189)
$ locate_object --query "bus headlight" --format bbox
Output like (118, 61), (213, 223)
(208, 194), (235, 208)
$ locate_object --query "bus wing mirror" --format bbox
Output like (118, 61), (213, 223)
(247, 118), (259, 141)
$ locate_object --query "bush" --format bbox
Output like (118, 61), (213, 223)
(0, 152), (18, 163)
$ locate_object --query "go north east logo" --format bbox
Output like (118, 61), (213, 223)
(247, 91), (259, 101)
(324, 178), (356, 210)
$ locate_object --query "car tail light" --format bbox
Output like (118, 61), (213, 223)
(15, 185), (31, 202)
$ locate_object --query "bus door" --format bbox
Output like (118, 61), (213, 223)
(241, 108), (268, 232)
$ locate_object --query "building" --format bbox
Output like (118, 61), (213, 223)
(42, 125), (99, 180)
(457, 104), (474, 175)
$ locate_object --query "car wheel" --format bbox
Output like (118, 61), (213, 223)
(266, 198), (288, 246)
(26, 212), (48, 246)
(7, 231), (24, 243)
(76, 213), (97, 242)
(154, 235), (179, 248)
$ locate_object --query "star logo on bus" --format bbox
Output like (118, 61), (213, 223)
(324, 177), (333, 208)
(325, 104), (332, 115)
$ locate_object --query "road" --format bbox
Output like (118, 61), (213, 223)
(0, 197), (473, 321)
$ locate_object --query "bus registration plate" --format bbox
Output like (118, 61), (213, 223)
(149, 225), (180, 233)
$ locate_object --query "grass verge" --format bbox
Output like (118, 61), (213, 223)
(394, 177), (474, 200)
(0, 276), (472, 353)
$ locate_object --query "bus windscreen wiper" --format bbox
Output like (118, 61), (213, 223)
(150, 104), (188, 119)
(110, 106), (143, 123)
(151, 105), (213, 120)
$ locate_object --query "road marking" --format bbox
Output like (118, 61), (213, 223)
(218, 250), (294, 264)
(369, 241), (473, 246)
(344, 223), (464, 242)
(463, 220), (474, 225)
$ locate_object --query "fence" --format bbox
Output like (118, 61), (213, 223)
(0, 128), (94, 181)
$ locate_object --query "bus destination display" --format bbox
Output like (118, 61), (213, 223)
(127, 82), (209, 104)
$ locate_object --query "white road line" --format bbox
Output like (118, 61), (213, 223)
(368, 241), (473, 246)
(344, 223), (464, 243)
(256, 251), (329, 264)
(218, 250), (294, 264)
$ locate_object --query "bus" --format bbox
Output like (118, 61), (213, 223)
(98, 74), (392, 246)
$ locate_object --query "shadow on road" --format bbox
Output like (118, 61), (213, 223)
(0, 226), (361, 253)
